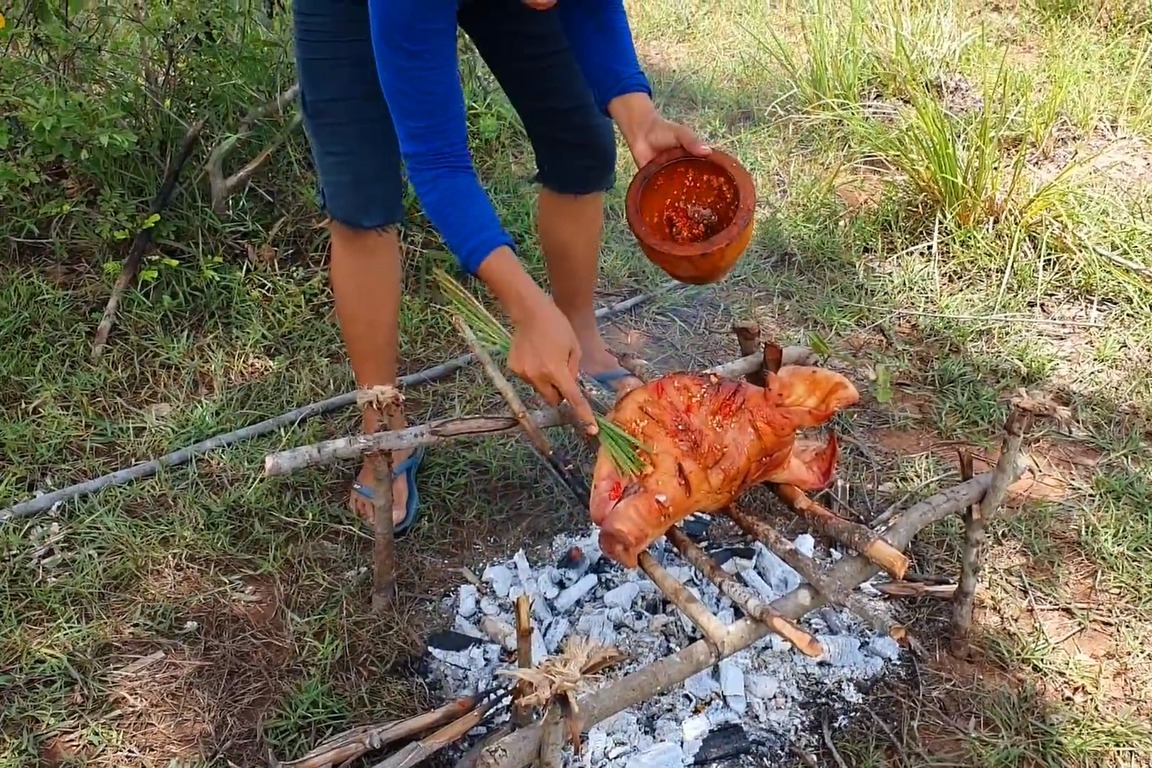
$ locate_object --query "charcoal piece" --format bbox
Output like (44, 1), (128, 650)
(681, 513), (714, 542)
(482, 563), (515, 598)
(603, 581), (641, 610)
(553, 573), (598, 612)
(708, 546), (756, 568)
(555, 546), (588, 580)
(628, 741), (684, 768)
(426, 630), (485, 653)
(457, 584), (479, 619)
(691, 723), (753, 765)
(590, 554), (620, 577)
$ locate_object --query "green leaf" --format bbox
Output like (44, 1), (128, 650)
(807, 331), (832, 357)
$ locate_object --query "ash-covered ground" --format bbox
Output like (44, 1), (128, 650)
(423, 516), (905, 767)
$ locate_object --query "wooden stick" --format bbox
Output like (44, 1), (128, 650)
(663, 526), (823, 657)
(478, 472), (1013, 768)
(954, 448), (977, 623)
(951, 407), (1032, 655)
(725, 504), (906, 640)
(873, 581), (957, 599)
(266, 413), (564, 477)
(282, 690), (492, 768)
(512, 594), (534, 728)
(536, 704), (565, 768)
(371, 446), (397, 613)
(357, 386), (403, 612)
(731, 321), (766, 387)
(637, 551), (729, 654)
(614, 350), (659, 383)
(216, 112), (302, 205)
(262, 347), (815, 478)
(370, 697), (502, 768)
(771, 484), (910, 579)
(0, 279), (679, 524)
(455, 316), (590, 506)
(91, 117), (206, 360)
(762, 340), (784, 375)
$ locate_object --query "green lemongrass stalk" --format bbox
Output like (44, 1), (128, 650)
(432, 268), (648, 478)
(433, 268), (512, 351)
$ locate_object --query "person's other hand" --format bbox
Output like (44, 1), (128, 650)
(626, 113), (711, 168)
(610, 93), (711, 169)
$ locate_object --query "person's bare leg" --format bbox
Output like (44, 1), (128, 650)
(536, 188), (642, 396)
(328, 221), (412, 527)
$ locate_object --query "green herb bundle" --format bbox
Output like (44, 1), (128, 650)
(433, 268), (647, 478)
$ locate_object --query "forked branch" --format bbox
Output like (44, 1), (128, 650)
(205, 82), (302, 213)
(951, 405), (1033, 654)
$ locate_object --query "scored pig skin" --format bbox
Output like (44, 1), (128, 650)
(589, 367), (860, 568)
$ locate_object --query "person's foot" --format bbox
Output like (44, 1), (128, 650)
(350, 412), (423, 531)
(577, 334), (645, 399)
(349, 450), (413, 528)
(349, 449), (414, 528)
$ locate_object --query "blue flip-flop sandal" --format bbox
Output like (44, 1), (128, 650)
(350, 446), (427, 537)
(586, 367), (638, 396)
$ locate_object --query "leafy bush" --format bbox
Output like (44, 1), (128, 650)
(0, 0), (300, 282)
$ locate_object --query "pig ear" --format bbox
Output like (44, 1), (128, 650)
(765, 366), (859, 415)
(781, 431), (841, 490)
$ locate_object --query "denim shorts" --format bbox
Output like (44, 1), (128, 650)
(291, 0), (618, 231)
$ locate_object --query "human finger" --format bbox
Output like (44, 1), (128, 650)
(524, 368), (563, 407)
(553, 370), (598, 436)
(675, 124), (711, 156)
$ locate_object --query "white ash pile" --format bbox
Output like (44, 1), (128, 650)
(424, 518), (905, 766)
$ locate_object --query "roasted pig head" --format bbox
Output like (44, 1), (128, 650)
(589, 367), (859, 568)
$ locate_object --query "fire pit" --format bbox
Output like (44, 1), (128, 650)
(426, 524), (904, 767)
(625, 148), (756, 286)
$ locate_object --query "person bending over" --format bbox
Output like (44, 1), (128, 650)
(292, 0), (711, 535)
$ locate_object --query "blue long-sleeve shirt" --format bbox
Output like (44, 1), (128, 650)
(367, 0), (651, 275)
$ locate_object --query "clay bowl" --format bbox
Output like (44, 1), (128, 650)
(624, 147), (756, 285)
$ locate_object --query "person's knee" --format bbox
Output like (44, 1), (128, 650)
(329, 207), (405, 237)
(327, 216), (403, 264)
(535, 117), (617, 196)
(328, 217), (401, 242)
(317, 177), (407, 238)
